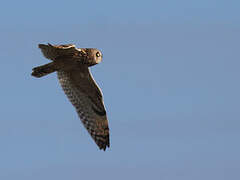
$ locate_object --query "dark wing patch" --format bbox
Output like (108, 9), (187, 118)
(91, 105), (107, 116)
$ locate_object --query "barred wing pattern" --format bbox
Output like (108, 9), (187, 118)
(57, 68), (110, 150)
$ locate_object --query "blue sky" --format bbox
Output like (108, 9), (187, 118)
(0, 0), (240, 179)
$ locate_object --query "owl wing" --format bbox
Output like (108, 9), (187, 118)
(38, 43), (81, 61)
(57, 66), (110, 150)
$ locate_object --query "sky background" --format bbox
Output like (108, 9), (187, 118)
(0, 0), (240, 179)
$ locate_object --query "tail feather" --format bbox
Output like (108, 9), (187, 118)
(32, 62), (56, 78)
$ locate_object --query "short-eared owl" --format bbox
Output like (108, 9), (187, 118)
(32, 43), (109, 151)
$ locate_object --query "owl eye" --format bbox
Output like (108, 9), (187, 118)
(96, 52), (101, 57)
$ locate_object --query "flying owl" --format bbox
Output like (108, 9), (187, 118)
(31, 43), (109, 151)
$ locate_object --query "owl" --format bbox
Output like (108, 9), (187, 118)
(32, 43), (109, 151)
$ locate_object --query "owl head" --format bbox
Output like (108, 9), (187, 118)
(83, 48), (103, 66)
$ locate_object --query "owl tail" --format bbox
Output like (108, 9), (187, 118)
(31, 62), (57, 78)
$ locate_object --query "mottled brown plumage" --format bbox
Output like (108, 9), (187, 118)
(32, 43), (109, 151)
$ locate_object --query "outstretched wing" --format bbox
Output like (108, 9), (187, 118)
(38, 43), (81, 61)
(57, 66), (110, 150)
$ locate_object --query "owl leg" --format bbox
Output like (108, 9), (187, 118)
(31, 62), (57, 78)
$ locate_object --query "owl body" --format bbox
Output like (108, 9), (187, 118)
(32, 43), (109, 151)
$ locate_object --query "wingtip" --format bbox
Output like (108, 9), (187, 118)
(38, 43), (47, 49)
(38, 43), (53, 49)
(99, 146), (108, 151)
(98, 137), (110, 151)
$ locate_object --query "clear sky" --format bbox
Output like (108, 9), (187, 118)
(0, 0), (239, 179)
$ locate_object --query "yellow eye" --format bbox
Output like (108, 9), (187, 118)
(96, 52), (101, 57)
